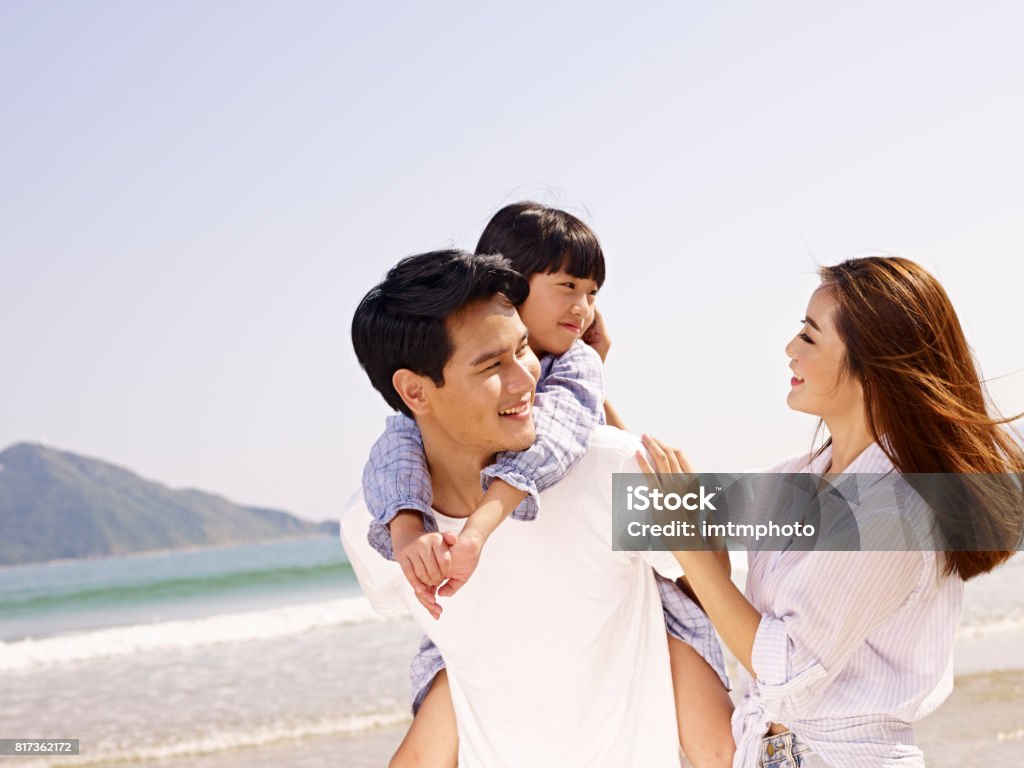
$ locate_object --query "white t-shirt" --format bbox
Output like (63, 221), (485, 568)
(340, 426), (683, 768)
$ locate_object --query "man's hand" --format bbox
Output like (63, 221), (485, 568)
(391, 512), (454, 619)
(437, 528), (485, 599)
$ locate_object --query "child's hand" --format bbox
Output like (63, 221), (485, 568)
(432, 481), (522, 603)
(582, 308), (611, 362)
(437, 529), (485, 599)
(392, 519), (454, 619)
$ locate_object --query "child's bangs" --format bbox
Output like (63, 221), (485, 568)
(555, 238), (606, 287)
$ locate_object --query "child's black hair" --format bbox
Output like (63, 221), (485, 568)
(475, 202), (605, 287)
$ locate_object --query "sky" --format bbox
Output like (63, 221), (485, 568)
(2, 1), (1022, 521)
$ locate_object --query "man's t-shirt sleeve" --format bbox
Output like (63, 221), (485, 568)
(339, 492), (410, 617)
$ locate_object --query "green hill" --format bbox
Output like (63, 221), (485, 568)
(0, 443), (337, 565)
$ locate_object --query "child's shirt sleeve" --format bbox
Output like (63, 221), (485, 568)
(362, 414), (439, 560)
(481, 340), (605, 520)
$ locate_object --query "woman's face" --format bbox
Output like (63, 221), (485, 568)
(785, 286), (864, 420)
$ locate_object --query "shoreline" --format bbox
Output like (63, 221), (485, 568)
(6, 549), (1020, 767)
(0, 533), (341, 573)
(77, 667), (1023, 768)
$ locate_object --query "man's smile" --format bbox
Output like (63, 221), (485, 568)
(498, 398), (533, 420)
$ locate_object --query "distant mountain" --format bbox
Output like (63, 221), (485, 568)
(0, 443), (338, 566)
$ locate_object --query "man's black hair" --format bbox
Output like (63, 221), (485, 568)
(475, 201), (606, 287)
(352, 249), (530, 417)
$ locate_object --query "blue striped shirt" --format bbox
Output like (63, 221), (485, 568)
(734, 443), (964, 768)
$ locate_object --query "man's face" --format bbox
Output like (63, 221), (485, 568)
(422, 296), (541, 456)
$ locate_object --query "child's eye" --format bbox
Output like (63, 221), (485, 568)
(562, 282), (576, 290)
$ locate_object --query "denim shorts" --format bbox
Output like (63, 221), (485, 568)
(757, 731), (821, 767)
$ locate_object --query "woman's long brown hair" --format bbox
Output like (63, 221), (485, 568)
(820, 256), (1024, 580)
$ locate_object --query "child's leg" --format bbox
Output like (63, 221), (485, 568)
(656, 573), (735, 767)
(389, 670), (459, 768)
(668, 636), (735, 768)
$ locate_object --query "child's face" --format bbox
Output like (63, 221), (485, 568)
(518, 270), (599, 356)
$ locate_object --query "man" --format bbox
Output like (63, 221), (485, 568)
(342, 249), (682, 767)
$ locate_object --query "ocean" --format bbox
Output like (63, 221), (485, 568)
(2, 539), (1022, 767)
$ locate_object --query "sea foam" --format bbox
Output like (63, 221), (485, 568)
(0, 595), (399, 671)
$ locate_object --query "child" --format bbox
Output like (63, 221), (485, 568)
(363, 202), (735, 768)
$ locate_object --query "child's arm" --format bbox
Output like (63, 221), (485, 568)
(363, 415), (452, 615)
(603, 399), (627, 430)
(363, 414), (435, 558)
(582, 307), (626, 429)
(437, 342), (605, 599)
(489, 341), (606, 504)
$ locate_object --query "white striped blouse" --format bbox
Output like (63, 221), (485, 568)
(732, 442), (965, 768)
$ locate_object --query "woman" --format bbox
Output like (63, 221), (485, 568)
(640, 256), (1023, 767)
